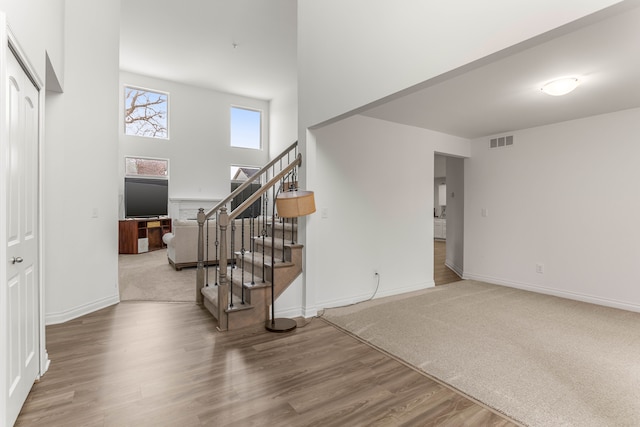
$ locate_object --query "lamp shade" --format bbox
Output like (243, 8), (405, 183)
(276, 190), (316, 218)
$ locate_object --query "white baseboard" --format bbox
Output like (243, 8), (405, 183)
(273, 305), (305, 319)
(463, 272), (640, 313)
(375, 281), (434, 298)
(45, 294), (120, 325)
(316, 280), (434, 313)
(445, 259), (463, 278)
(302, 306), (320, 319)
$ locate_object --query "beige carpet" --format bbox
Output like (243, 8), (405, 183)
(323, 280), (640, 427)
(118, 249), (196, 302)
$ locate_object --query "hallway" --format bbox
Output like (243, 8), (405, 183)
(434, 240), (461, 285)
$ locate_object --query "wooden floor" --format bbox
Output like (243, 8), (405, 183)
(17, 302), (518, 426)
(434, 240), (461, 286)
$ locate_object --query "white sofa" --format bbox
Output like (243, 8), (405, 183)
(164, 218), (254, 270)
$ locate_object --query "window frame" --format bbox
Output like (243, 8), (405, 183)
(124, 85), (170, 140)
(230, 105), (263, 150)
(124, 156), (170, 179)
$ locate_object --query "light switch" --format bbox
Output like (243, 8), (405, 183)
(321, 207), (329, 219)
(481, 208), (488, 217)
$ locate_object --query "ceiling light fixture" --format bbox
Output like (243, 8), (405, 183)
(541, 77), (580, 96)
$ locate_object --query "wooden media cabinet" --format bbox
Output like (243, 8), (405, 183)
(119, 218), (172, 254)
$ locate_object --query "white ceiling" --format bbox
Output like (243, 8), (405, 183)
(119, 0), (297, 101)
(120, 1), (640, 139)
(362, 3), (640, 139)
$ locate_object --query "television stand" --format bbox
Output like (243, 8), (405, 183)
(119, 218), (172, 254)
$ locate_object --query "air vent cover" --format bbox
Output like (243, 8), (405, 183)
(490, 135), (514, 149)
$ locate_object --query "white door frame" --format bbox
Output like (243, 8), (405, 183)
(1, 12), (49, 425)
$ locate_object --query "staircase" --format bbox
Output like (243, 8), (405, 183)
(195, 142), (305, 331)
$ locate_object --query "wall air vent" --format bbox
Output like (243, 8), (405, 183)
(490, 135), (514, 149)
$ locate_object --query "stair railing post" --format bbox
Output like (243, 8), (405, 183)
(196, 208), (205, 305)
(218, 207), (230, 331)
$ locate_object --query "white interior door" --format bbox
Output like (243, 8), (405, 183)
(4, 45), (40, 427)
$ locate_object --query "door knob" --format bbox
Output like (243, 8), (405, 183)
(11, 256), (23, 264)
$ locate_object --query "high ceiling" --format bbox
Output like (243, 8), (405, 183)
(120, 1), (640, 139)
(119, 0), (297, 101)
(361, 3), (640, 139)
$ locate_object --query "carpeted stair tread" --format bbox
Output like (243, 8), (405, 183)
(267, 221), (297, 232)
(233, 252), (295, 269)
(251, 236), (303, 250)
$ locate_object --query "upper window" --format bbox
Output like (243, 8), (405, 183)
(125, 157), (169, 178)
(124, 86), (169, 139)
(230, 165), (261, 181)
(230, 106), (261, 150)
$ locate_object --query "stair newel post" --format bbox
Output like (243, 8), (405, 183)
(240, 216), (246, 304)
(196, 208), (206, 305)
(269, 206), (277, 328)
(230, 220), (235, 308)
(218, 207), (230, 331)
(215, 211), (220, 285)
(204, 218), (209, 288)
(261, 185), (268, 282)
(250, 214), (256, 285)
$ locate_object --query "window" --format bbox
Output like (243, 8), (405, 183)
(124, 86), (169, 139)
(125, 157), (169, 178)
(230, 165), (260, 181)
(230, 106), (261, 149)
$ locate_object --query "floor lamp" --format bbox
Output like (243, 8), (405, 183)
(266, 187), (316, 332)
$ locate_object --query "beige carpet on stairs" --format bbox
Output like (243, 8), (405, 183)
(323, 280), (640, 427)
(118, 249), (196, 302)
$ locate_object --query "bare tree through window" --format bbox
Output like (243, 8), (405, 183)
(125, 157), (169, 177)
(124, 87), (169, 138)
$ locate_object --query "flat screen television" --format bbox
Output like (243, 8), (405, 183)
(124, 177), (169, 218)
(231, 181), (262, 218)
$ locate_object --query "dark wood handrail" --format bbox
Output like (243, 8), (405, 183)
(201, 141), (298, 222)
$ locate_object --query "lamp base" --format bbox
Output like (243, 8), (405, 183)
(265, 318), (297, 333)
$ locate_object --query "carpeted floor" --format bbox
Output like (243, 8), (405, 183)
(323, 280), (640, 427)
(118, 249), (196, 302)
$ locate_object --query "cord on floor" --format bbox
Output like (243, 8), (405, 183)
(297, 272), (381, 328)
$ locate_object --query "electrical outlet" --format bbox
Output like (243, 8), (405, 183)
(536, 263), (544, 274)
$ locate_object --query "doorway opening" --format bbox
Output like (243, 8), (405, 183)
(433, 154), (464, 285)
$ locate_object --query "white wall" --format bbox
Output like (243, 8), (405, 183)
(445, 156), (464, 277)
(434, 178), (446, 218)
(434, 155), (446, 178)
(43, 0), (121, 323)
(298, 0), (624, 130)
(0, 0), (64, 86)
(269, 84), (298, 157)
(309, 115), (469, 310)
(434, 155), (446, 217)
(119, 71), (270, 211)
(464, 107), (640, 311)
(296, 0), (626, 316)
(267, 84), (303, 317)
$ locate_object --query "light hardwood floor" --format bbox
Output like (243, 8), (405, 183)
(434, 240), (461, 286)
(17, 302), (518, 426)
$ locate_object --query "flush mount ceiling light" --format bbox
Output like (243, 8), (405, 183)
(541, 77), (580, 96)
